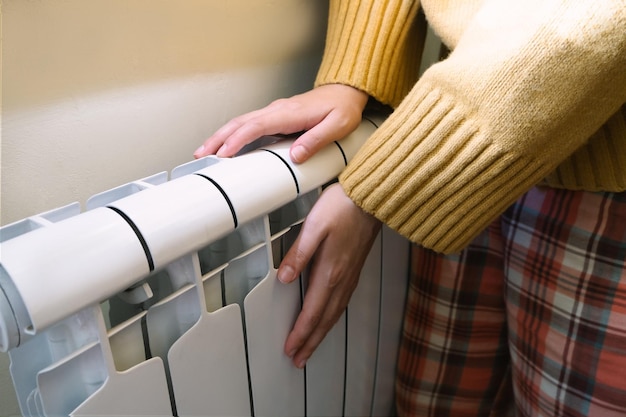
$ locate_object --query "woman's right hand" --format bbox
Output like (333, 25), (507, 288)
(193, 84), (369, 164)
(277, 183), (382, 368)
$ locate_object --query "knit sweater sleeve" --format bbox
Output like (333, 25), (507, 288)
(336, 0), (626, 254)
(314, 0), (424, 107)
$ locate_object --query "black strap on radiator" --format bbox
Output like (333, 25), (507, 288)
(107, 206), (155, 271)
(194, 173), (238, 228)
(261, 148), (300, 195)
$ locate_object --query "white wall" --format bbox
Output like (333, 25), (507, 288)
(0, 1), (328, 415)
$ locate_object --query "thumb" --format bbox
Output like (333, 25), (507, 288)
(289, 111), (360, 164)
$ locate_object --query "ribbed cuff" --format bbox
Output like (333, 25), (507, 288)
(314, 0), (423, 108)
(543, 106), (626, 191)
(340, 82), (544, 254)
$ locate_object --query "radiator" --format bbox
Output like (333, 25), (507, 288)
(0, 114), (410, 417)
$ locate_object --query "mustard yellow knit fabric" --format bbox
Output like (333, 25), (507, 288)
(316, 0), (626, 254)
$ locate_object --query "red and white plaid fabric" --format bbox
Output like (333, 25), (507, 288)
(396, 186), (626, 417)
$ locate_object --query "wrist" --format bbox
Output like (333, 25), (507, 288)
(317, 83), (369, 112)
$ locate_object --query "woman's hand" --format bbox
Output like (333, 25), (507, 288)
(276, 183), (382, 368)
(194, 84), (368, 163)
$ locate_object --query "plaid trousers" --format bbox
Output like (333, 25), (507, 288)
(396, 186), (626, 417)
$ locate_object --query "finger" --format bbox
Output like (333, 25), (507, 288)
(287, 241), (360, 368)
(284, 258), (336, 363)
(289, 287), (350, 368)
(197, 99), (326, 159)
(289, 110), (361, 163)
(277, 219), (326, 284)
(278, 221), (330, 349)
(283, 226), (355, 363)
(193, 108), (272, 158)
(217, 106), (328, 158)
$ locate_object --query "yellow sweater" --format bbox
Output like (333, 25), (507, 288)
(316, 0), (626, 254)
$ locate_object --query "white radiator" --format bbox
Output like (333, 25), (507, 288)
(0, 114), (410, 417)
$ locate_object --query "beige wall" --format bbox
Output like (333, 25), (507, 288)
(0, 1), (328, 415)
(1, 0), (327, 225)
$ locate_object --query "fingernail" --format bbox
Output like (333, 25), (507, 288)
(193, 145), (205, 157)
(277, 266), (294, 283)
(297, 359), (307, 369)
(290, 145), (307, 163)
(287, 349), (296, 358)
(216, 143), (228, 157)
